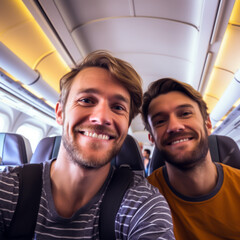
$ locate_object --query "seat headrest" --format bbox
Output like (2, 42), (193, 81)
(208, 135), (240, 169)
(31, 135), (145, 172)
(30, 136), (61, 163)
(0, 133), (32, 166)
(111, 135), (144, 171)
(149, 134), (240, 174)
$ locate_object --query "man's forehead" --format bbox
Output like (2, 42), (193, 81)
(149, 91), (197, 113)
(68, 68), (131, 103)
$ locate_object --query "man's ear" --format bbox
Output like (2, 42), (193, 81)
(205, 115), (212, 135)
(148, 133), (155, 144)
(55, 102), (64, 125)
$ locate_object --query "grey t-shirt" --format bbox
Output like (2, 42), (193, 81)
(0, 160), (175, 239)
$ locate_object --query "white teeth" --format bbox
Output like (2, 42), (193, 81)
(172, 138), (189, 145)
(83, 131), (110, 140)
(92, 133), (97, 138)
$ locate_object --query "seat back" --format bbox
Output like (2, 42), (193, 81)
(30, 136), (61, 163)
(0, 133), (32, 170)
(148, 147), (165, 175)
(148, 134), (240, 174)
(111, 135), (145, 175)
(31, 134), (145, 174)
(208, 134), (240, 169)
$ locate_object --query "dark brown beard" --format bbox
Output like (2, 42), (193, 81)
(161, 127), (209, 171)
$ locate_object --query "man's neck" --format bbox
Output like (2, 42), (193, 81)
(165, 153), (218, 198)
(50, 157), (111, 218)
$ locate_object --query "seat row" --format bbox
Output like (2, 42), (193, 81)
(1, 132), (240, 174)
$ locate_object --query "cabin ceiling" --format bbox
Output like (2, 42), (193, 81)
(0, 0), (240, 145)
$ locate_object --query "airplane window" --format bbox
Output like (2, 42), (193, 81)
(16, 123), (43, 152)
(0, 113), (10, 132)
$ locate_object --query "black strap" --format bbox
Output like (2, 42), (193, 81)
(5, 164), (43, 240)
(99, 167), (133, 240)
(208, 135), (220, 163)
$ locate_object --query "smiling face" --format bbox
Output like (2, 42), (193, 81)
(148, 91), (211, 170)
(55, 67), (130, 169)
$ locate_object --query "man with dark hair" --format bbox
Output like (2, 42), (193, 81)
(142, 77), (240, 239)
(0, 52), (175, 239)
(143, 148), (151, 176)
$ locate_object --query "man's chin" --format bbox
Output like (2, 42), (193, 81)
(71, 153), (113, 170)
(162, 149), (206, 171)
(76, 161), (109, 170)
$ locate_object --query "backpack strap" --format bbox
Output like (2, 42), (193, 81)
(99, 167), (133, 240)
(208, 135), (220, 163)
(5, 163), (43, 239)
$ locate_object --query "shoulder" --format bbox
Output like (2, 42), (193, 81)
(220, 163), (240, 176)
(115, 173), (174, 239)
(0, 166), (21, 229)
(147, 167), (164, 187)
(124, 172), (169, 209)
(0, 166), (20, 189)
(131, 172), (163, 195)
(220, 163), (240, 182)
(124, 172), (171, 214)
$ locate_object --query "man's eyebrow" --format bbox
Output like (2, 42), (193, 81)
(77, 88), (100, 94)
(77, 88), (130, 104)
(150, 104), (194, 122)
(113, 94), (130, 104)
(176, 104), (194, 110)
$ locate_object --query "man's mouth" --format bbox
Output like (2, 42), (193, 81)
(80, 131), (114, 140)
(170, 137), (193, 145)
(164, 133), (195, 146)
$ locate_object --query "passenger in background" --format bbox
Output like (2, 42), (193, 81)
(141, 78), (240, 239)
(0, 51), (175, 239)
(143, 148), (151, 176)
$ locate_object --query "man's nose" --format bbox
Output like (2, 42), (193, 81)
(166, 115), (185, 134)
(89, 102), (112, 125)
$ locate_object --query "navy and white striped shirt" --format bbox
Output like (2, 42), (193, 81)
(0, 160), (174, 239)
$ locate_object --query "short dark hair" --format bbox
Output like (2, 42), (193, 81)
(141, 78), (208, 132)
(144, 149), (151, 155)
(59, 50), (143, 124)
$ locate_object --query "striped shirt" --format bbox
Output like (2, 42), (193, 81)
(0, 160), (174, 239)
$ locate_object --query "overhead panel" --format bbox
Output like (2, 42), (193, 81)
(72, 18), (198, 57)
(36, 52), (69, 92)
(204, 0), (240, 119)
(115, 53), (192, 91)
(55, 0), (132, 28)
(204, 69), (234, 113)
(215, 26), (240, 72)
(134, 0), (203, 26)
(0, 0), (69, 94)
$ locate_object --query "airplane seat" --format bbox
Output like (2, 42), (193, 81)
(30, 134), (145, 175)
(111, 134), (145, 175)
(0, 133), (32, 170)
(148, 134), (240, 175)
(208, 134), (240, 169)
(30, 136), (61, 163)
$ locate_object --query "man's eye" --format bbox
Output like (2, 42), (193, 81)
(181, 111), (192, 117)
(113, 105), (125, 111)
(78, 98), (93, 104)
(153, 119), (166, 127)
